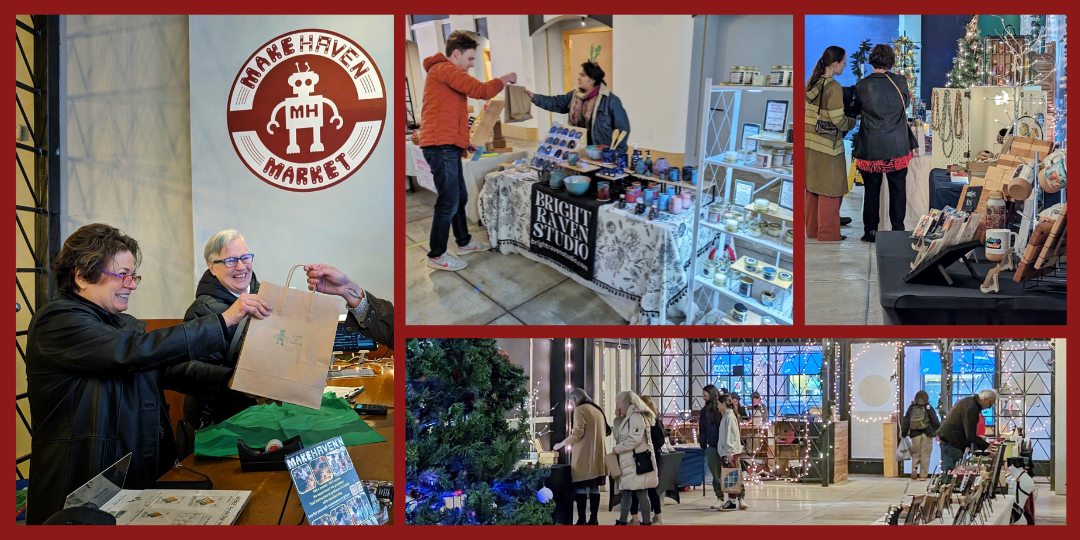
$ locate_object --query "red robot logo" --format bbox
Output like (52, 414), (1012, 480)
(227, 30), (386, 192)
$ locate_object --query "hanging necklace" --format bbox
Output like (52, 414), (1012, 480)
(930, 90), (941, 131)
(953, 90), (964, 139)
(942, 90), (955, 159)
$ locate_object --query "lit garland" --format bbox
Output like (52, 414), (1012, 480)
(564, 339), (573, 459)
(891, 35), (920, 99)
(847, 341), (903, 423)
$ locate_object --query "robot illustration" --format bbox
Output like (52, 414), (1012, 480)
(267, 62), (343, 154)
(275, 330), (287, 346)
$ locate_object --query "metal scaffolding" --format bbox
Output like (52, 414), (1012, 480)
(15, 14), (61, 480)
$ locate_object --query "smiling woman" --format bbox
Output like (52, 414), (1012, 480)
(22, 223), (273, 524)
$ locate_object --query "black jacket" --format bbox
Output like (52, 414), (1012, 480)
(698, 404), (721, 448)
(901, 402), (941, 438)
(343, 290), (394, 348)
(937, 395), (990, 451)
(851, 72), (913, 161)
(24, 291), (233, 524)
(650, 416), (665, 459)
(181, 270), (262, 425)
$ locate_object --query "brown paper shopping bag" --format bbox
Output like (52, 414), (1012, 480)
(229, 265), (345, 409)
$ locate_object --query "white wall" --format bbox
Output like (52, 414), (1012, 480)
(412, 20), (441, 86)
(487, 15), (538, 130)
(188, 15), (394, 308)
(59, 15), (196, 319)
(613, 15), (694, 154)
(1053, 338), (1065, 494)
(849, 342), (899, 459)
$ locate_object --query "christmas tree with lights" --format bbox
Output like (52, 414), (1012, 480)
(405, 339), (553, 525)
(891, 35), (920, 98)
(947, 15), (982, 88)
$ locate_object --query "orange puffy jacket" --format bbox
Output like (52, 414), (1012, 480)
(419, 53), (505, 150)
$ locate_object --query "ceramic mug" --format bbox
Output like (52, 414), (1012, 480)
(985, 228), (1018, 262)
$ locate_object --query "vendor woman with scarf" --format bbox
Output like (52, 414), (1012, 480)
(525, 61), (630, 152)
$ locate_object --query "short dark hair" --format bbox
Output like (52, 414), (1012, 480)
(445, 30), (478, 58)
(869, 44), (896, 71)
(54, 223), (141, 293)
(581, 61), (606, 87)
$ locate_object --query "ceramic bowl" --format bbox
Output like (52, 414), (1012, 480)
(585, 145), (601, 160)
(564, 175), (591, 196)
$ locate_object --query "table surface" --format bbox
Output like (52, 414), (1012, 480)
(158, 361), (395, 525)
(875, 231), (1066, 323)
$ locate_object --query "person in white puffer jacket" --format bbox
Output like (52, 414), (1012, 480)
(717, 394), (747, 511)
(611, 391), (659, 525)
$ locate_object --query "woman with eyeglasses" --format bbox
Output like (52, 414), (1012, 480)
(178, 230), (264, 446)
(23, 223), (272, 524)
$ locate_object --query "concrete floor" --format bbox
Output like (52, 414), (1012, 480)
(596, 475), (1066, 525)
(804, 185), (885, 325)
(404, 137), (626, 325)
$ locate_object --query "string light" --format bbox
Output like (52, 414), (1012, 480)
(848, 341), (903, 423)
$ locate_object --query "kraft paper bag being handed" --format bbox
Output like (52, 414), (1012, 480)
(503, 84), (533, 123)
(229, 265), (345, 409)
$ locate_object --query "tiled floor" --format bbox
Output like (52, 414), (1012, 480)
(404, 138), (626, 325)
(595, 475), (1066, 525)
(804, 185), (885, 325)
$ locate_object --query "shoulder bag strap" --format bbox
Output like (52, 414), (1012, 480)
(884, 73), (910, 113)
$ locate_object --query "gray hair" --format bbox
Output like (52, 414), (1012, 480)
(568, 388), (592, 406)
(616, 390), (655, 424)
(978, 389), (998, 403)
(203, 229), (246, 264)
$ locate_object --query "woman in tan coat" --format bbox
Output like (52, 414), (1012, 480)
(804, 46), (856, 242)
(611, 391), (658, 525)
(553, 388), (609, 525)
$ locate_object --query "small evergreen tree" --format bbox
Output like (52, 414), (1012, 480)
(947, 15), (982, 88)
(850, 39), (873, 80)
(405, 339), (552, 525)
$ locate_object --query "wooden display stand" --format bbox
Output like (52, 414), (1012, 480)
(832, 421), (849, 483)
(488, 121), (514, 153)
(883, 421), (897, 478)
(468, 100), (505, 156)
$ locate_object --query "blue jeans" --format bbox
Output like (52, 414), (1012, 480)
(423, 145), (472, 259)
(941, 443), (964, 473)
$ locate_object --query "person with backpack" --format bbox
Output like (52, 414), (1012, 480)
(901, 390), (941, 480)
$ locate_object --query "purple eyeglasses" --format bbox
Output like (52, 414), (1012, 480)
(100, 270), (142, 288)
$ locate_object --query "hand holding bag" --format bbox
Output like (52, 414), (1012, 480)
(229, 265), (345, 409)
(720, 454), (743, 495)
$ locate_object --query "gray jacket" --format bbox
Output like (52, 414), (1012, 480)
(532, 84), (630, 153)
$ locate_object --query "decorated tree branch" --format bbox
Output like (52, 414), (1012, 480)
(405, 338), (552, 525)
(947, 15), (982, 88)
(850, 39), (873, 80)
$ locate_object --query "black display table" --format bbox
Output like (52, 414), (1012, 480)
(544, 464), (574, 525)
(875, 231), (1066, 324)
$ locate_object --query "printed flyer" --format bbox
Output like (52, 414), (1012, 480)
(287, 436), (388, 525)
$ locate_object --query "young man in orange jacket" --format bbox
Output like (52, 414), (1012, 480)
(419, 31), (516, 271)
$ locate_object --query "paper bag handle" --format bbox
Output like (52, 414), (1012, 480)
(277, 264), (311, 315)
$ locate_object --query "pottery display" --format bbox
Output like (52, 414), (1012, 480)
(652, 157), (670, 177)
(585, 145), (601, 160)
(549, 168), (565, 189)
(564, 175), (590, 195)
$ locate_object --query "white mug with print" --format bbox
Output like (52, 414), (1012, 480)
(985, 228), (1018, 262)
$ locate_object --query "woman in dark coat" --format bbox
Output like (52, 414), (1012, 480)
(852, 44), (918, 242)
(526, 61), (630, 152)
(23, 223), (271, 524)
(699, 385), (726, 509)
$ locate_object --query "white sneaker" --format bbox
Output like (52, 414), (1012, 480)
(710, 499), (723, 509)
(427, 254), (467, 271)
(738, 499), (748, 510)
(455, 239), (490, 255)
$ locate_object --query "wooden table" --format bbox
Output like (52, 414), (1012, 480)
(158, 360), (395, 525)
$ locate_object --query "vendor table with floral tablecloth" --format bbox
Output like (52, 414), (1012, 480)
(479, 166), (719, 324)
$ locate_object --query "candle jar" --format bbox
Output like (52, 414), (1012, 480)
(725, 219), (738, 232)
(760, 290), (777, 307)
(770, 65), (794, 87)
(767, 222), (783, 237)
(738, 149), (752, 164)
(784, 149), (794, 167)
(761, 316), (776, 325)
(705, 313), (718, 325)
(756, 146), (773, 168)
(732, 303), (748, 323)
(783, 229), (794, 244)
(738, 276), (754, 298)
(762, 266), (777, 281)
(702, 259), (718, 279)
(744, 257), (758, 273)
(748, 221), (763, 237)
(708, 204), (723, 223)
(597, 181), (611, 201)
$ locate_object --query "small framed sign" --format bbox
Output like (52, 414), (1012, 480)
(741, 123), (761, 152)
(779, 179), (794, 211)
(763, 100), (790, 134)
(734, 179), (755, 207)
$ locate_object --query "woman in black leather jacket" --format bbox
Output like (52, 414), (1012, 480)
(852, 44), (917, 242)
(23, 224), (271, 524)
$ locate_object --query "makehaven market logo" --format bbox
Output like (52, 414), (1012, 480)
(226, 29), (386, 192)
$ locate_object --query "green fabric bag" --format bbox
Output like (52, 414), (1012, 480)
(194, 392), (386, 457)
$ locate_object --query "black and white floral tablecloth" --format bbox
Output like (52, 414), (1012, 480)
(479, 166), (720, 324)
